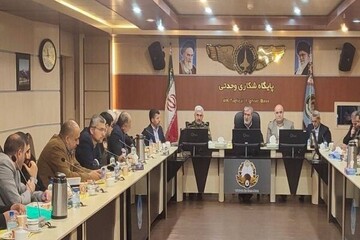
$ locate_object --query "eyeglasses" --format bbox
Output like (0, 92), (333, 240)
(93, 127), (107, 132)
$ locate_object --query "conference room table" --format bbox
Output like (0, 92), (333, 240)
(320, 148), (360, 240)
(177, 141), (320, 204)
(26, 147), (178, 240)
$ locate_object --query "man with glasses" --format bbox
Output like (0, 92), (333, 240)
(76, 114), (107, 169)
(38, 120), (101, 186)
(266, 104), (294, 143)
(295, 41), (311, 75)
(0, 132), (51, 206)
(343, 111), (360, 144)
(306, 110), (332, 144)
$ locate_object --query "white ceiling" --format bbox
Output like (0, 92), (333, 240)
(1, 0), (360, 36)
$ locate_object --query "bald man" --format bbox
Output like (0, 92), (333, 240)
(38, 120), (101, 186)
(266, 104), (294, 143)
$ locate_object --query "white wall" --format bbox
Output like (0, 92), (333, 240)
(0, 12), (61, 156)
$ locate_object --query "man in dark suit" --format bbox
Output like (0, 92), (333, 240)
(306, 110), (332, 144)
(108, 111), (133, 160)
(76, 114), (107, 169)
(343, 111), (360, 144)
(142, 109), (166, 145)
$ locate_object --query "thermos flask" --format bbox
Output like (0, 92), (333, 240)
(51, 172), (68, 219)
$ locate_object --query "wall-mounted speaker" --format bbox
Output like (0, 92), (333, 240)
(339, 42), (356, 72)
(148, 41), (165, 70)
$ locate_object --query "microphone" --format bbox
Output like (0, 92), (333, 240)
(61, 158), (91, 175)
(118, 138), (133, 149)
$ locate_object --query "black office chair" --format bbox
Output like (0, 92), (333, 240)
(234, 111), (261, 129)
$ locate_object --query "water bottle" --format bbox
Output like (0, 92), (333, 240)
(72, 187), (81, 208)
(110, 156), (115, 165)
(114, 163), (120, 180)
(7, 210), (18, 231)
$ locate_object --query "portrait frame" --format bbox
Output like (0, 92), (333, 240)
(179, 37), (197, 74)
(294, 38), (313, 75)
(16, 53), (31, 91)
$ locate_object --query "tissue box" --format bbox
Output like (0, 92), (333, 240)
(345, 168), (357, 175)
(26, 202), (52, 220)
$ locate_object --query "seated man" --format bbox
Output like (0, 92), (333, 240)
(142, 109), (166, 146)
(186, 105), (212, 140)
(37, 120), (101, 187)
(306, 110), (332, 144)
(98, 111), (115, 165)
(236, 106), (263, 142)
(343, 110), (360, 145)
(0, 133), (51, 206)
(0, 203), (25, 230)
(76, 114), (107, 169)
(266, 104), (294, 143)
(108, 111), (133, 160)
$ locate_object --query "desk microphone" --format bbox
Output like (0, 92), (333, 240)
(118, 138), (133, 150)
(61, 158), (91, 175)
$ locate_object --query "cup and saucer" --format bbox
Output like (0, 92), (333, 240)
(26, 218), (42, 233)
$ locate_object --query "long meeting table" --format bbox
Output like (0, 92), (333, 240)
(29, 147), (178, 240)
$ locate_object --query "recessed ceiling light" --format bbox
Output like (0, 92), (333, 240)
(233, 24), (239, 32)
(265, 24), (272, 32)
(293, 7), (301, 15)
(157, 20), (165, 31)
(247, 2), (254, 10)
(133, 6), (141, 14)
(146, 18), (155, 22)
(341, 23), (348, 32)
(200, 0), (207, 3)
(353, 19), (360, 23)
(205, 7), (212, 14)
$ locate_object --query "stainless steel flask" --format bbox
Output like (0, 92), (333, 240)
(51, 172), (68, 219)
(136, 134), (145, 162)
(347, 140), (358, 169)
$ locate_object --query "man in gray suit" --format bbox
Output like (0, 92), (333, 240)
(266, 104), (294, 143)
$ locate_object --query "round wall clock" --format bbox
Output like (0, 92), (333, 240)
(39, 39), (57, 72)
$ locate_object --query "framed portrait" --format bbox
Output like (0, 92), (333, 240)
(179, 37), (197, 74)
(294, 38), (313, 75)
(16, 53), (31, 91)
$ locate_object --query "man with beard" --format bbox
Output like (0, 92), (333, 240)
(142, 109), (166, 145)
(295, 41), (311, 75)
(343, 111), (360, 145)
(76, 114), (107, 169)
(37, 120), (101, 186)
(179, 43), (196, 74)
(186, 105), (212, 140)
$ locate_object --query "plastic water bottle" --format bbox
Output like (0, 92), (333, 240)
(72, 187), (81, 208)
(110, 156), (115, 165)
(7, 210), (18, 231)
(114, 163), (120, 180)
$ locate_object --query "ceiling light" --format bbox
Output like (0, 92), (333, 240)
(353, 19), (360, 23)
(233, 24), (239, 32)
(200, 0), (207, 3)
(205, 7), (212, 14)
(157, 20), (165, 31)
(293, 7), (301, 15)
(341, 23), (348, 32)
(265, 24), (272, 32)
(146, 18), (155, 22)
(132, 6), (141, 14)
(247, 2), (254, 10)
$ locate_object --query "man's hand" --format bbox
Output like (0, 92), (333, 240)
(89, 170), (101, 180)
(26, 179), (35, 193)
(10, 203), (25, 214)
(23, 161), (38, 178)
(41, 190), (52, 202)
(351, 127), (356, 137)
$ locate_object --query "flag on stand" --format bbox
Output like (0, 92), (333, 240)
(303, 62), (315, 128)
(164, 47), (179, 142)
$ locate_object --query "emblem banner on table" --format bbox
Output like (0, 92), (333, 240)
(224, 159), (271, 194)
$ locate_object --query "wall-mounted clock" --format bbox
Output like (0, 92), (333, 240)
(39, 39), (57, 72)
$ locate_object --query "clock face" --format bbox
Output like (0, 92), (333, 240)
(39, 39), (56, 72)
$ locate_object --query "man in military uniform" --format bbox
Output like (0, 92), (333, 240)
(186, 105), (212, 140)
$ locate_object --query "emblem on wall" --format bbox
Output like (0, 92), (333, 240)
(236, 160), (259, 188)
(206, 42), (286, 75)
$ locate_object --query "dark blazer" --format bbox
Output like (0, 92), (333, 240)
(75, 127), (101, 170)
(0, 205), (10, 230)
(142, 124), (166, 146)
(306, 123), (332, 144)
(108, 125), (126, 157)
(235, 121), (264, 143)
(342, 125), (360, 145)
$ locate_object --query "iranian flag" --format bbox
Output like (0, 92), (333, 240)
(164, 48), (179, 142)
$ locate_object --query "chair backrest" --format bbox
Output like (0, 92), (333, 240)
(234, 111), (261, 129)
